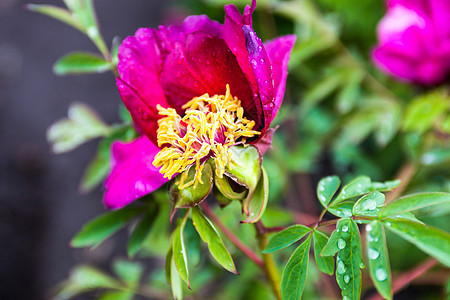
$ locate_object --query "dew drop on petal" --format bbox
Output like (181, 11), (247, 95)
(259, 58), (265, 63)
(338, 238), (346, 250)
(368, 248), (380, 260)
(375, 268), (387, 281)
(337, 260), (346, 274)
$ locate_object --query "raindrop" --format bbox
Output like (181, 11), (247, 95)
(259, 58), (265, 63)
(368, 248), (380, 260)
(364, 200), (377, 211)
(319, 184), (325, 192)
(342, 225), (349, 232)
(385, 222), (392, 227)
(319, 195), (326, 202)
(337, 260), (346, 274)
(338, 238), (346, 250)
(367, 234), (374, 242)
(360, 262), (365, 269)
(343, 275), (350, 284)
(251, 59), (257, 66)
(375, 268), (387, 281)
(343, 296), (350, 300)
(366, 224), (373, 232)
(258, 45), (263, 51)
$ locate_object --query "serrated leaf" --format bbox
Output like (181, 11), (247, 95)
(113, 260), (143, 289)
(192, 207), (237, 274)
(281, 234), (312, 300)
(47, 103), (111, 154)
(380, 192), (450, 219)
(264, 225), (311, 253)
(26, 4), (84, 32)
(71, 206), (143, 248)
(53, 52), (111, 75)
(384, 219), (450, 267)
(127, 206), (159, 257)
(313, 230), (334, 275)
(170, 162), (213, 209)
(242, 167), (269, 223)
(172, 218), (190, 288)
(317, 175), (341, 207)
(352, 191), (385, 216)
(366, 221), (392, 300)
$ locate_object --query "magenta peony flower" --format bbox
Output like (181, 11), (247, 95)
(373, 0), (450, 84)
(103, 0), (296, 209)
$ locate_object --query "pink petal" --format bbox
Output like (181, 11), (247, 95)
(182, 15), (222, 37)
(103, 136), (168, 210)
(264, 34), (296, 123)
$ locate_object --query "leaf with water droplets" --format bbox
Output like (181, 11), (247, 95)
(192, 207), (237, 274)
(334, 176), (372, 203)
(366, 221), (392, 300)
(264, 225), (311, 253)
(281, 234), (312, 300)
(352, 191), (385, 217)
(384, 218), (450, 267)
(313, 230), (334, 275)
(327, 201), (354, 219)
(379, 192), (450, 219)
(317, 176), (341, 207)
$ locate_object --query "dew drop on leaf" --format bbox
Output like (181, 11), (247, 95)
(342, 225), (349, 232)
(337, 260), (346, 274)
(343, 274), (350, 284)
(375, 268), (387, 281)
(338, 238), (346, 250)
(368, 248), (380, 260)
(366, 224), (373, 231)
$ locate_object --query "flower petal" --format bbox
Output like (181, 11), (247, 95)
(264, 34), (296, 123)
(103, 136), (168, 210)
(182, 14), (222, 37)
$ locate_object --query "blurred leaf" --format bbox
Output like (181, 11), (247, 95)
(366, 221), (392, 300)
(242, 167), (269, 223)
(352, 191), (385, 217)
(172, 217), (190, 287)
(127, 206), (159, 257)
(380, 193), (450, 219)
(53, 52), (111, 75)
(313, 230), (334, 275)
(72, 206), (143, 248)
(384, 219), (450, 267)
(111, 36), (121, 66)
(47, 103), (111, 153)
(420, 147), (450, 166)
(170, 161), (213, 208)
(403, 90), (449, 134)
(336, 72), (363, 114)
(113, 260), (143, 289)
(264, 225), (311, 253)
(171, 255), (183, 300)
(317, 175), (341, 207)
(281, 234), (312, 300)
(98, 291), (134, 300)
(26, 4), (84, 32)
(192, 207), (237, 273)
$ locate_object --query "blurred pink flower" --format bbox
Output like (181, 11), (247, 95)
(373, 0), (450, 84)
(103, 0), (295, 210)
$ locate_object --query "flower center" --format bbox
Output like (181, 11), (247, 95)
(153, 85), (260, 189)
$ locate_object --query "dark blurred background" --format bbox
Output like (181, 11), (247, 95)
(0, 1), (173, 298)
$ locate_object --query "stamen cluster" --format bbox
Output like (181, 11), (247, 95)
(153, 85), (260, 189)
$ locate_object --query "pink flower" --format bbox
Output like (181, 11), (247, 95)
(103, 1), (296, 210)
(373, 0), (450, 84)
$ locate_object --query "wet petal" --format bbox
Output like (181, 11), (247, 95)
(103, 136), (168, 210)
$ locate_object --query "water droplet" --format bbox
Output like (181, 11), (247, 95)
(337, 260), (346, 274)
(319, 184), (325, 191)
(343, 275), (350, 284)
(338, 238), (346, 250)
(258, 45), (263, 51)
(319, 195), (326, 202)
(343, 296), (350, 300)
(367, 234), (374, 242)
(87, 26), (98, 38)
(385, 222), (392, 227)
(375, 268), (387, 281)
(368, 248), (380, 260)
(360, 262), (365, 269)
(251, 59), (257, 66)
(342, 225), (349, 232)
(259, 58), (265, 63)
(366, 224), (373, 232)
(364, 199), (377, 211)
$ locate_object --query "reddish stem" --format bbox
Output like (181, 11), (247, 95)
(200, 202), (264, 268)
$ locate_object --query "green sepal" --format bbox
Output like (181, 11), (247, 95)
(215, 174), (247, 201)
(242, 167), (269, 223)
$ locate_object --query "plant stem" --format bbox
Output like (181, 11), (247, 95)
(200, 202), (264, 268)
(367, 258), (438, 300)
(255, 221), (282, 300)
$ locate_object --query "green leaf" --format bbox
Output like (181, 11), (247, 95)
(47, 103), (111, 154)
(171, 256), (183, 300)
(53, 52), (111, 75)
(281, 234), (312, 300)
(264, 225), (311, 253)
(317, 175), (341, 207)
(214, 174), (247, 201)
(170, 161), (213, 208)
(327, 201), (354, 218)
(242, 167), (269, 223)
(71, 206), (143, 248)
(172, 217), (190, 287)
(352, 191), (385, 216)
(334, 176), (372, 203)
(384, 219), (450, 267)
(380, 192), (450, 219)
(26, 4), (84, 32)
(127, 206), (159, 257)
(366, 221), (392, 300)
(113, 260), (143, 289)
(70, 265), (121, 289)
(313, 230), (334, 275)
(370, 180), (401, 192)
(98, 291), (134, 300)
(192, 207), (237, 274)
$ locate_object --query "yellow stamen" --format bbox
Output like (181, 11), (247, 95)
(153, 84), (260, 189)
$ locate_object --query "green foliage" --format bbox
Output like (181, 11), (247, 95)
(312, 230), (334, 275)
(264, 225), (311, 253)
(379, 192), (450, 218)
(53, 52), (112, 75)
(242, 167), (269, 223)
(172, 215), (190, 288)
(127, 208), (159, 258)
